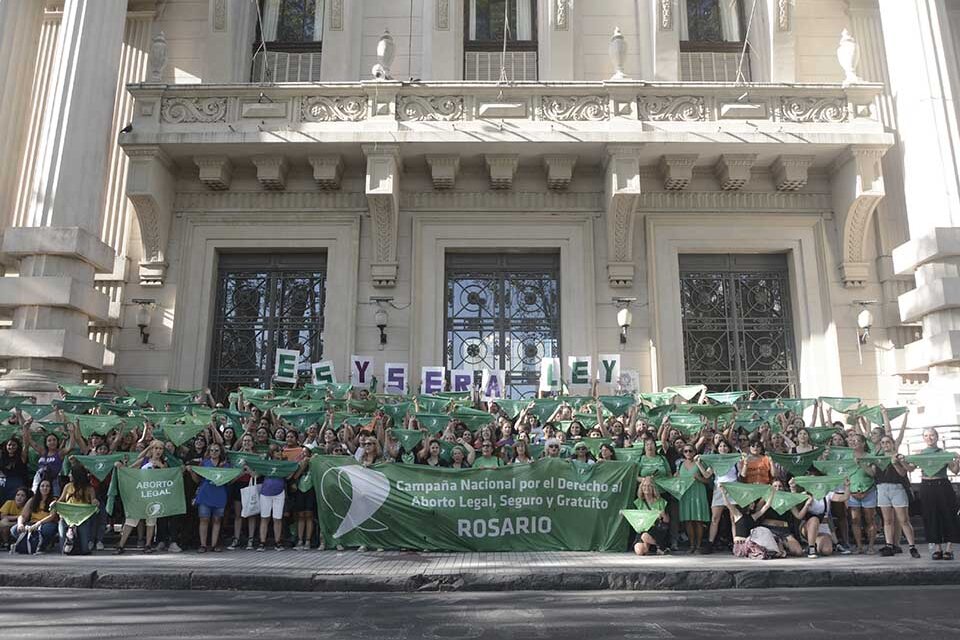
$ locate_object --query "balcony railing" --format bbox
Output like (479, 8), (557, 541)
(680, 51), (748, 82)
(251, 50), (322, 83)
(464, 50), (538, 82)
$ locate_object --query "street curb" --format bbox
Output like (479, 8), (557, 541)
(4, 566), (960, 592)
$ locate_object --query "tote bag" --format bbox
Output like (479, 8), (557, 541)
(240, 478), (261, 518)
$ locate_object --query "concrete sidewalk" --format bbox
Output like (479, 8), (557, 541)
(3, 549), (959, 592)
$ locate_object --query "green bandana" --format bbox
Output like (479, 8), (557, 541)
(453, 415), (496, 432)
(599, 395), (635, 417)
(225, 450), (265, 467)
(687, 405), (737, 420)
(124, 388), (151, 406)
(663, 385), (705, 402)
(768, 449), (823, 476)
(620, 509), (661, 533)
(0, 396), (35, 411)
(18, 404), (54, 421)
(654, 475), (695, 500)
(413, 413), (450, 433)
(721, 482), (772, 508)
(57, 383), (101, 397)
(494, 399), (526, 419)
(236, 387), (274, 399)
(794, 475), (846, 501)
(768, 491), (809, 515)
(664, 413), (704, 438)
(818, 396), (860, 413)
(381, 402), (413, 426)
(813, 459), (859, 477)
(528, 400), (562, 424)
(147, 392), (194, 409)
(779, 399), (816, 415)
(51, 399), (97, 414)
(855, 454), (892, 471)
(117, 466), (186, 519)
(638, 456), (671, 478)
(53, 502), (99, 526)
(805, 428), (840, 446)
(161, 422), (208, 447)
(189, 465), (242, 486)
(639, 392), (676, 408)
(416, 396), (450, 414)
(348, 399), (379, 414)
(0, 423), (21, 444)
(279, 411), (327, 432)
(73, 453), (130, 481)
(906, 451), (957, 477)
(733, 418), (765, 433)
(578, 438), (614, 457)
(571, 413), (600, 430)
(558, 396), (593, 410)
(706, 391), (751, 405)
(823, 446), (854, 460)
(854, 405), (908, 426)
(698, 453), (742, 476)
(243, 457), (299, 478)
(614, 447), (645, 465)
(390, 428), (424, 452)
(67, 414), (125, 439)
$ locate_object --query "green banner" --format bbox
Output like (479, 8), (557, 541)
(698, 453), (741, 476)
(310, 456), (637, 551)
(794, 475), (846, 501)
(620, 509), (661, 533)
(189, 465), (243, 486)
(53, 502), (99, 526)
(768, 491), (809, 515)
(768, 449), (823, 476)
(906, 451), (957, 477)
(117, 466), (186, 520)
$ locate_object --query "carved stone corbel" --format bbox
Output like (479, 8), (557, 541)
(605, 146), (642, 288)
(425, 155), (459, 190)
(714, 154), (757, 190)
(194, 155), (232, 190)
(485, 154), (518, 190)
(308, 155), (343, 190)
(125, 145), (175, 287)
(831, 146), (887, 288)
(543, 155), (577, 190)
(364, 144), (401, 288)
(660, 154), (698, 190)
(773, 155), (815, 191)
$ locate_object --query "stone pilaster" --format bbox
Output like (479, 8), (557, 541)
(881, 0), (960, 426)
(0, 0), (127, 393)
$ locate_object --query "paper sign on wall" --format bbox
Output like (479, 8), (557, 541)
(481, 369), (506, 401)
(539, 357), (561, 392)
(384, 363), (408, 394)
(274, 349), (299, 384)
(567, 356), (592, 388)
(421, 366), (446, 395)
(351, 355), (373, 388)
(619, 369), (640, 395)
(451, 369), (474, 393)
(311, 360), (336, 385)
(597, 354), (621, 385)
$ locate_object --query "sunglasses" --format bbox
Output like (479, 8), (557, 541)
(363, 442), (375, 447)
(547, 445), (559, 449)
(682, 449), (694, 454)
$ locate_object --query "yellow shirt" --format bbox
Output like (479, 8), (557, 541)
(0, 500), (20, 517)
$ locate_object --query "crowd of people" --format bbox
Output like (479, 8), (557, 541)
(0, 382), (958, 561)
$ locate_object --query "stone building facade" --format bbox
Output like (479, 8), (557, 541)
(0, 0), (959, 435)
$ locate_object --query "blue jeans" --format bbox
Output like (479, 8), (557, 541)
(59, 518), (94, 555)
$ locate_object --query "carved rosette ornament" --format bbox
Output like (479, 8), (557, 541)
(538, 96), (608, 121)
(638, 96), (707, 121)
(300, 96), (368, 122)
(778, 97), (848, 123)
(398, 96), (464, 121)
(160, 97), (228, 123)
(659, 0), (673, 31)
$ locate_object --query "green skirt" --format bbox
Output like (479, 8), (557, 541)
(678, 466), (710, 523)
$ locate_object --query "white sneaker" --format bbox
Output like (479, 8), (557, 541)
(155, 542), (167, 552)
(168, 542), (182, 553)
(96, 541), (104, 551)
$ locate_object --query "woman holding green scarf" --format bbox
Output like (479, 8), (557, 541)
(676, 446), (710, 553)
(909, 428), (960, 560)
(848, 433), (878, 554)
(873, 434), (919, 558)
(633, 476), (670, 556)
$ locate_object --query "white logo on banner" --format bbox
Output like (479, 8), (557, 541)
(321, 466), (391, 538)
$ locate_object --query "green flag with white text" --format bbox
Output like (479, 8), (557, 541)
(117, 466), (186, 520)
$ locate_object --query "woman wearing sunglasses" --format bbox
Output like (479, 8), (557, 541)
(676, 446), (710, 553)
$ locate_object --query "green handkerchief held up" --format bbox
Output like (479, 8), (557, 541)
(653, 475), (696, 500)
(416, 396), (451, 414)
(73, 453), (129, 481)
(161, 422), (208, 447)
(225, 450), (265, 468)
(813, 458), (859, 477)
(242, 457), (299, 479)
(779, 399), (816, 415)
(906, 451), (957, 477)
(720, 482), (772, 508)
(189, 465), (243, 487)
(768, 491), (809, 515)
(806, 427), (841, 446)
(390, 428), (424, 452)
(818, 397), (861, 413)
(381, 401), (413, 426)
(53, 502), (99, 527)
(620, 509), (661, 533)
(698, 453), (742, 476)
(599, 395), (635, 417)
(855, 454), (892, 471)
(706, 391), (750, 405)
(794, 475), (846, 501)
(768, 449), (823, 476)
(413, 413), (451, 433)
(528, 400), (562, 424)
(68, 414), (125, 439)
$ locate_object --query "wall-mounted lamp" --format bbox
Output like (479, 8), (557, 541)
(853, 299), (877, 364)
(132, 298), (157, 344)
(613, 297), (636, 346)
(371, 296), (393, 350)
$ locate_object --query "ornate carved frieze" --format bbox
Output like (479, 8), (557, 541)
(436, 0), (449, 30)
(300, 95), (368, 122)
(538, 96), (608, 121)
(778, 97), (848, 123)
(160, 97), (228, 123)
(485, 155), (519, 190)
(175, 191), (366, 211)
(659, 0), (673, 31)
(638, 96), (707, 121)
(364, 145), (401, 288)
(400, 191), (601, 211)
(397, 96), (464, 121)
(636, 191), (832, 212)
(832, 147), (887, 288)
(555, 0), (569, 31)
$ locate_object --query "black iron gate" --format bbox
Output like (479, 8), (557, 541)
(679, 253), (798, 398)
(444, 252), (560, 398)
(208, 253), (326, 400)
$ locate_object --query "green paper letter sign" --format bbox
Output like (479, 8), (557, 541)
(539, 357), (561, 392)
(597, 354), (621, 386)
(274, 349), (299, 384)
(567, 356), (591, 389)
(351, 355), (373, 388)
(311, 360), (336, 385)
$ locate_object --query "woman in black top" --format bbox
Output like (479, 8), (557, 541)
(874, 434), (919, 557)
(1, 428), (30, 503)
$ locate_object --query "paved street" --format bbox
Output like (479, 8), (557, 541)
(2, 585), (958, 639)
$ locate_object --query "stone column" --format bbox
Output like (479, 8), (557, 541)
(204, 0), (257, 82)
(320, 0), (363, 80)
(880, 0), (960, 426)
(0, 0), (44, 228)
(0, 0), (126, 394)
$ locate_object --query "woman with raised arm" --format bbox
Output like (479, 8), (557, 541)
(792, 476), (851, 558)
(847, 433), (879, 554)
(227, 433), (259, 550)
(703, 438), (740, 554)
(909, 428), (960, 560)
(874, 433), (919, 558)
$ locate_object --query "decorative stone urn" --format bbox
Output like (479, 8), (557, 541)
(609, 27), (627, 80)
(837, 28), (863, 86)
(372, 29), (395, 80)
(149, 31), (167, 83)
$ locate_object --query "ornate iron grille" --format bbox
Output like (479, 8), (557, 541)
(679, 254), (798, 398)
(445, 253), (560, 398)
(208, 253), (326, 401)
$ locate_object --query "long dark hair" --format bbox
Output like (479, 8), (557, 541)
(69, 467), (91, 493)
(30, 475), (55, 514)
